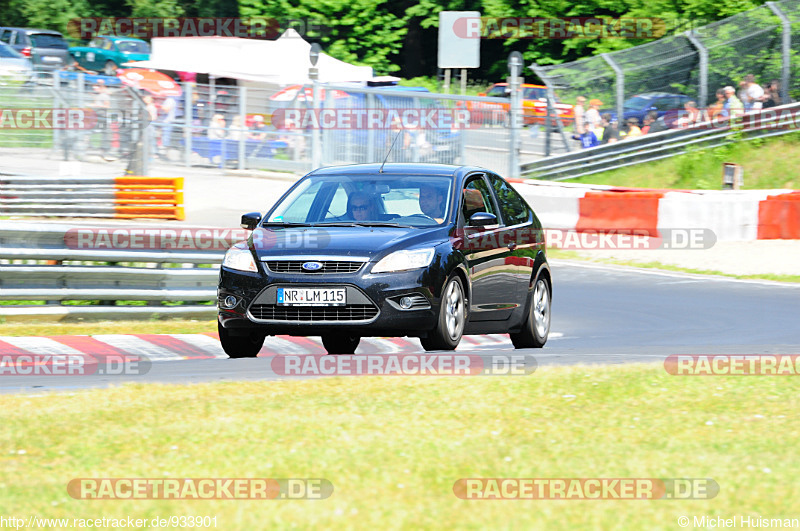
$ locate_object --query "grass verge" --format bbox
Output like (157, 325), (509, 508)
(547, 249), (800, 283)
(563, 134), (800, 190)
(1, 364), (798, 528)
(0, 319), (216, 337)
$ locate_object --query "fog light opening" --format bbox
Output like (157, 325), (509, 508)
(399, 296), (413, 310)
(223, 295), (238, 308)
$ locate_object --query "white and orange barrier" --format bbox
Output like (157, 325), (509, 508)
(512, 179), (800, 241)
(0, 176), (184, 220)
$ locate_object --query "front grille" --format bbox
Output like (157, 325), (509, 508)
(249, 304), (378, 322)
(264, 260), (364, 274)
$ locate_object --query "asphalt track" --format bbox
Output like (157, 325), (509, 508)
(3, 260), (800, 393)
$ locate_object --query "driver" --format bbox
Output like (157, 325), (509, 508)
(418, 184), (446, 223)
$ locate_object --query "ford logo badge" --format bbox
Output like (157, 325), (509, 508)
(302, 261), (323, 271)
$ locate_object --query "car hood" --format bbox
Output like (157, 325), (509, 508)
(250, 225), (449, 261)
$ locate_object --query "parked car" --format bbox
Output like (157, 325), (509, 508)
(0, 41), (33, 85)
(461, 83), (574, 126)
(604, 92), (691, 126)
(0, 27), (70, 71)
(69, 36), (150, 76)
(218, 163), (552, 356)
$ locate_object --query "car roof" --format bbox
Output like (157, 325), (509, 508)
(1, 28), (64, 36)
(97, 35), (148, 42)
(309, 163), (490, 179)
(490, 83), (546, 89)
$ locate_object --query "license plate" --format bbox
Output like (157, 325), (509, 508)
(277, 287), (345, 306)
(43, 56), (61, 62)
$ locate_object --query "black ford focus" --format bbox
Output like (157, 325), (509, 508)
(217, 163), (552, 357)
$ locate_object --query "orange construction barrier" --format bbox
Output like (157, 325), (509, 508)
(113, 177), (184, 220)
(576, 191), (663, 236)
(757, 192), (800, 239)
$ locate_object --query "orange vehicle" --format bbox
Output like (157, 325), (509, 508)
(463, 83), (574, 126)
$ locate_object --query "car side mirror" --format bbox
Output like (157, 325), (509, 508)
(241, 212), (261, 230)
(468, 212), (497, 227)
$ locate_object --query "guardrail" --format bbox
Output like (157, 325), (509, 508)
(0, 176), (185, 219)
(521, 103), (800, 181)
(0, 224), (221, 321)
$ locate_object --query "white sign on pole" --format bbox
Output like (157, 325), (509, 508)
(438, 11), (480, 69)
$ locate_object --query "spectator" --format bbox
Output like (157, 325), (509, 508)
(208, 114), (226, 139)
(675, 100), (707, 128)
(722, 86), (744, 119)
(248, 116), (268, 141)
(584, 99), (602, 132)
(762, 80), (781, 109)
(600, 114), (619, 144)
(708, 89), (726, 122)
(573, 95), (586, 135)
(624, 117), (643, 139)
(143, 96), (158, 121)
(159, 96), (177, 149)
(227, 116), (245, 141)
(742, 74), (764, 111)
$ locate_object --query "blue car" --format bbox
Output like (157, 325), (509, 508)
(604, 92), (690, 125)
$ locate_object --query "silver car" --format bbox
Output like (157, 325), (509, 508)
(0, 42), (32, 85)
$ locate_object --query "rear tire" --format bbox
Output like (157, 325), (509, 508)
(420, 275), (465, 351)
(218, 321), (265, 358)
(321, 333), (360, 354)
(510, 278), (550, 349)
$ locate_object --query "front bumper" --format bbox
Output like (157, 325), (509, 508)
(217, 263), (440, 337)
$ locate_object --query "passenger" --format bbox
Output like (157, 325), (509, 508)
(346, 192), (376, 222)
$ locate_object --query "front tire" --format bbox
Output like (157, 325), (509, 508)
(420, 275), (465, 351)
(104, 60), (118, 76)
(218, 321), (265, 358)
(510, 278), (550, 349)
(321, 333), (360, 354)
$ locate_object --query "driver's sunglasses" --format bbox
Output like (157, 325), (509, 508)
(352, 204), (370, 211)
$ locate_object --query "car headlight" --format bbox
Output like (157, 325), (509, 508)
(372, 248), (435, 273)
(222, 245), (258, 272)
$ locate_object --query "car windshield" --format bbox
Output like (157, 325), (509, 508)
(117, 40), (150, 53)
(29, 33), (68, 49)
(522, 87), (546, 100)
(487, 85), (510, 98)
(624, 96), (653, 110)
(0, 42), (23, 58)
(266, 174), (453, 227)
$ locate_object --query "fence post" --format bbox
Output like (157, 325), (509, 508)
(601, 53), (625, 125)
(367, 92), (375, 162)
(531, 64), (572, 156)
(508, 51), (523, 178)
(238, 86), (247, 170)
(684, 30), (709, 107)
(184, 83), (192, 167)
(766, 2), (791, 105)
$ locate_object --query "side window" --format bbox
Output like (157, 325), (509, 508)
(0, 31), (11, 44)
(324, 184), (349, 219)
(462, 176), (497, 223)
(489, 175), (531, 226)
(654, 97), (679, 111)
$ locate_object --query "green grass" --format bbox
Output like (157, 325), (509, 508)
(547, 249), (800, 283)
(1, 364), (798, 528)
(564, 135), (800, 190)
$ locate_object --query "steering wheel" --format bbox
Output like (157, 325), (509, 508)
(402, 213), (437, 223)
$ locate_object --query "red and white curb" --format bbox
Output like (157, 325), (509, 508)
(0, 334), (519, 362)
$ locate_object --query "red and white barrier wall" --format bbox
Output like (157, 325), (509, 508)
(513, 180), (800, 241)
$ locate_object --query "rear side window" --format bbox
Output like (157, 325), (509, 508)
(462, 176), (497, 222)
(0, 31), (11, 44)
(489, 175), (531, 226)
(0, 43), (23, 58)
(29, 33), (68, 49)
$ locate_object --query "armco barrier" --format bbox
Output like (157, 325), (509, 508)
(0, 176), (184, 220)
(513, 180), (800, 241)
(0, 223), (219, 320)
